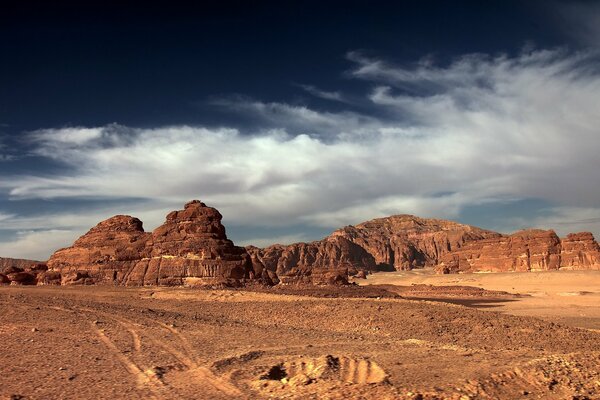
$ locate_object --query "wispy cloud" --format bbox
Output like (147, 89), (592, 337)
(296, 84), (346, 102)
(550, 1), (600, 48)
(0, 229), (78, 261)
(1, 47), (600, 258)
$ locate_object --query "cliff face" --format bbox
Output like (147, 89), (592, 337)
(436, 230), (600, 274)
(246, 236), (378, 285)
(9, 202), (600, 286)
(244, 215), (502, 282)
(559, 232), (600, 271)
(331, 215), (502, 270)
(46, 200), (253, 286)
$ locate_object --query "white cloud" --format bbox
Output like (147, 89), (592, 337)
(29, 127), (104, 146)
(0, 212), (15, 222)
(0, 229), (79, 261)
(297, 84), (346, 102)
(531, 207), (600, 238)
(1, 48), (600, 258)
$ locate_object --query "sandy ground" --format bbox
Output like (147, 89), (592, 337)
(360, 269), (600, 331)
(1, 280), (599, 400)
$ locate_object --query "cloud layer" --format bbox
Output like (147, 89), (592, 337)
(2, 48), (600, 259)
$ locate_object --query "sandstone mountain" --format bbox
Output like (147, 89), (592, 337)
(331, 215), (502, 270)
(436, 229), (600, 273)
(46, 200), (254, 286)
(247, 215), (502, 282)
(246, 235), (378, 285)
(4, 201), (600, 286)
(560, 232), (600, 270)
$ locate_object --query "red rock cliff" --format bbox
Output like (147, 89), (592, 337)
(559, 232), (600, 270)
(331, 215), (501, 270)
(246, 235), (378, 285)
(47, 200), (253, 286)
(436, 230), (600, 273)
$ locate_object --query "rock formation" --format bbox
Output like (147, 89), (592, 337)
(245, 215), (501, 283)
(331, 215), (502, 270)
(47, 200), (253, 286)
(0, 262), (50, 286)
(436, 230), (600, 273)
(0, 257), (41, 272)
(246, 236), (378, 285)
(10, 202), (600, 285)
(559, 232), (600, 270)
(47, 215), (152, 285)
(0, 258), (45, 285)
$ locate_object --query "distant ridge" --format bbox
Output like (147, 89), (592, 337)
(3, 202), (600, 286)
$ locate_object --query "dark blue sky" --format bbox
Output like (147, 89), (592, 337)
(1, 0), (600, 259)
(1, 1), (566, 132)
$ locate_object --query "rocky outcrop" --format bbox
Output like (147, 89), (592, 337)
(0, 257), (42, 273)
(331, 215), (501, 270)
(559, 232), (600, 270)
(245, 215), (501, 283)
(247, 236), (377, 285)
(47, 215), (152, 285)
(131, 200), (253, 286)
(436, 230), (600, 273)
(47, 200), (253, 287)
(0, 263), (51, 285)
(19, 203), (600, 285)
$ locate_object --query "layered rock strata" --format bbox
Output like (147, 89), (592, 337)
(10, 203), (600, 285)
(559, 232), (600, 270)
(0, 257), (41, 272)
(246, 236), (378, 285)
(46, 200), (253, 286)
(436, 230), (600, 273)
(331, 215), (502, 270)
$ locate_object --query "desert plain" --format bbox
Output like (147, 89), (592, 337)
(2, 269), (599, 400)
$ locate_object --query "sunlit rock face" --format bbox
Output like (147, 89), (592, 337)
(332, 215), (502, 271)
(559, 232), (600, 270)
(47, 200), (253, 287)
(436, 229), (600, 273)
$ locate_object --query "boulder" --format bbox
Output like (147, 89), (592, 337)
(7, 271), (37, 285)
(354, 270), (368, 279)
(36, 271), (62, 285)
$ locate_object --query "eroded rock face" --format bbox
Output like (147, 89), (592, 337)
(247, 236), (377, 285)
(130, 200), (252, 286)
(47, 215), (152, 285)
(560, 232), (600, 270)
(0, 257), (42, 273)
(0, 259), (48, 285)
(436, 229), (563, 273)
(436, 230), (600, 273)
(331, 215), (501, 271)
(47, 201), (253, 286)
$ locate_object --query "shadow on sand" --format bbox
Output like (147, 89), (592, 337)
(405, 297), (520, 309)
